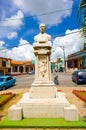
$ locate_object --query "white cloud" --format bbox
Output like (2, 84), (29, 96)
(0, 41), (5, 47)
(0, 41), (7, 58)
(7, 32), (18, 39)
(1, 10), (24, 29)
(13, 0), (73, 26)
(0, 1), (18, 20)
(0, 38), (35, 61)
(51, 29), (84, 61)
(0, 10), (24, 39)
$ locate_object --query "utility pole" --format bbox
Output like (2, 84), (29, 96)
(58, 46), (66, 72)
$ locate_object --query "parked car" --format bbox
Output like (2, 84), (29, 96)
(0, 76), (16, 90)
(27, 70), (35, 75)
(72, 70), (86, 84)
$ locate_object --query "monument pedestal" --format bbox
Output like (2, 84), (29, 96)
(16, 92), (70, 118)
(8, 92), (78, 120)
(29, 86), (56, 98)
(29, 43), (57, 98)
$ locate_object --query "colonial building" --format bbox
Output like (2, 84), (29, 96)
(10, 60), (35, 76)
(0, 57), (35, 76)
(66, 49), (86, 73)
(0, 57), (11, 75)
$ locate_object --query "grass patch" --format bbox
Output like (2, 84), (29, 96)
(0, 116), (86, 128)
(79, 91), (86, 98)
(0, 92), (15, 107)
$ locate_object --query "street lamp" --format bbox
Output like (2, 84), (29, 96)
(58, 46), (66, 72)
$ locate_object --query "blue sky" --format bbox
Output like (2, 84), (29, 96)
(0, 0), (84, 61)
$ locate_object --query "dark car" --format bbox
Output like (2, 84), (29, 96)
(72, 70), (86, 84)
(0, 76), (16, 90)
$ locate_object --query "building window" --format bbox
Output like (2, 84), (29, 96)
(2, 60), (6, 67)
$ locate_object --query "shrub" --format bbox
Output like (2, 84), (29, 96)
(0, 92), (15, 106)
(72, 90), (86, 103)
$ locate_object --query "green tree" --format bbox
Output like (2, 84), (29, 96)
(78, 0), (86, 37)
(83, 41), (86, 50)
(57, 58), (62, 63)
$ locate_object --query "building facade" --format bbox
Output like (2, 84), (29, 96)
(0, 57), (11, 75)
(10, 60), (35, 76)
(0, 57), (35, 76)
(66, 49), (86, 73)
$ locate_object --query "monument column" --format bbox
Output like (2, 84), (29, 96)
(29, 24), (56, 98)
(33, 44), (52, 82)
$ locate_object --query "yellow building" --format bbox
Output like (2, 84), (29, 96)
(10, 60), (35, 76)
(66, 49), (86, 73)
(0, 57), (11, 75)
(0, 57), (35, 76)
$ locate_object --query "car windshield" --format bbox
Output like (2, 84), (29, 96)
(78, 71), (86, 76)
(0, 78), (5, 82)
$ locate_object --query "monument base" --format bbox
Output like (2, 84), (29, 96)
(29, 81), (56, 98)
(8, 92), (79, 121)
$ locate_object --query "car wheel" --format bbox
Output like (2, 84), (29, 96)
(13, 82), (15, 86)
(76, 80), (79, 85)
(2, 86), (6, 90)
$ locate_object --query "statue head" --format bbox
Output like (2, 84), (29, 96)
(39, 24), (46, 34)
(34, 23), (51, 43)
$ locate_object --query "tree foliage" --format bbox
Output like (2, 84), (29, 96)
(78, 0), (86, 37)
(56, 58), (62, 63)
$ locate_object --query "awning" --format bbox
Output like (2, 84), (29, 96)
(77, 52), (86, 57)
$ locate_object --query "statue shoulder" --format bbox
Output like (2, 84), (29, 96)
(34, 34), (40, 41)
(45, 33), (51, 40)
(34, 33), (51, 42)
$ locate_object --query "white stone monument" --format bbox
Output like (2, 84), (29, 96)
(8, 24), (78, 121)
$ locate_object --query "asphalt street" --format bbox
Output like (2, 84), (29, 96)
(9, 72), (86, 90)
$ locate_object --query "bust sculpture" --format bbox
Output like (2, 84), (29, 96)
(34, 24), (51, 43)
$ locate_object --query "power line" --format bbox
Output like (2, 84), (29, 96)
(1, 4), (85, 23)
(0, 7), (75, 22)
(0, 30), (81, 51)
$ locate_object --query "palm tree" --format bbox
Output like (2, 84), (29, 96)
(57, 58), (62, 63)
(77, 0), (86, 37)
